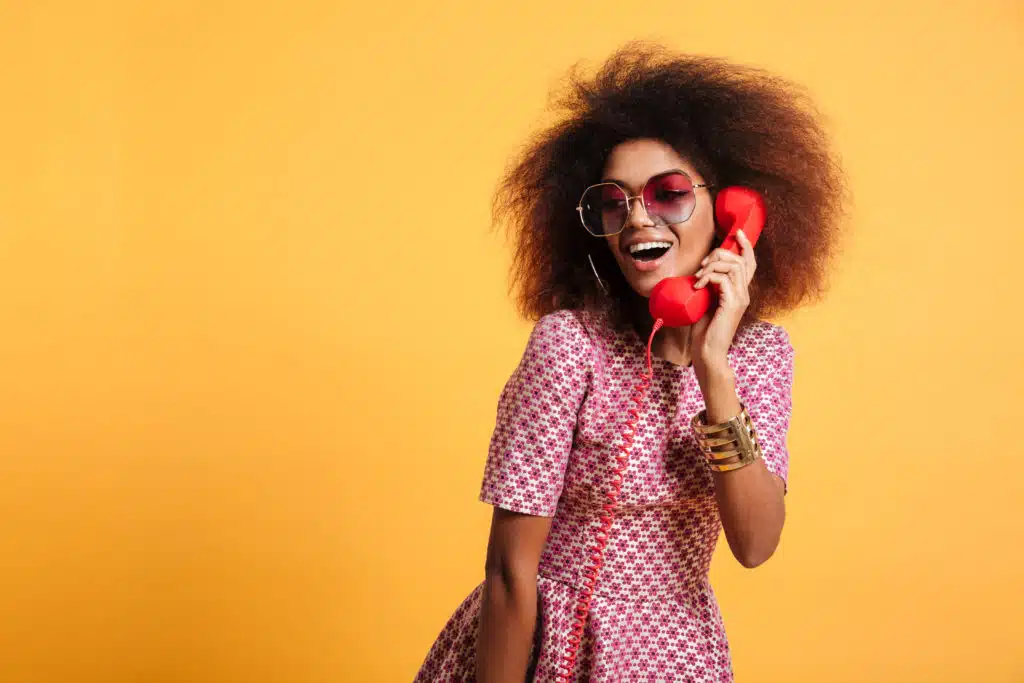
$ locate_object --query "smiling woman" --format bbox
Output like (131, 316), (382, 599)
(585, 143), (717, 295)
(502, 45), (844, 338)
(413, 42), (846, 682)
(578, 159), (714, 276)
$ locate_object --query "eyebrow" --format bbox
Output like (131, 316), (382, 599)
(599, 169), (688, 191)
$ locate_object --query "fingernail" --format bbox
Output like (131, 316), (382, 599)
(701, 257), (708, 265)
(695, 269), (703, 278)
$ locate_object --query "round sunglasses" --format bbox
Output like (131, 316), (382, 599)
(576, 170), (712, 237)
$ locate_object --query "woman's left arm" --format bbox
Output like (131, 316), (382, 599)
(691, 230), (787, 568)
(694, 361), (786, 568)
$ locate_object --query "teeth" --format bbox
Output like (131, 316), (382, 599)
(628, 241), (672, 255)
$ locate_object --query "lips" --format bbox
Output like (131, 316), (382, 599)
(628, 240), (672, 260)
(621, 234), (675, 273)
(624, 241), (673, 273)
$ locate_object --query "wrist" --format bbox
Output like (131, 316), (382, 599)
(693, 358), (740, 423)
(693, 354), (732, 383)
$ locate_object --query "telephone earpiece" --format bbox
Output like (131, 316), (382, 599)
(648, 186), (766, 327)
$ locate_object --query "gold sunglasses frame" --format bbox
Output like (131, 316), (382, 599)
(575, 169), (713, 237)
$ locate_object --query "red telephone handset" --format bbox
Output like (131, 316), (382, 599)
(648, 186), (766, 326)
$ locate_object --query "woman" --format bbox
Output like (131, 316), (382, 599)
(414, 44), (845, 682)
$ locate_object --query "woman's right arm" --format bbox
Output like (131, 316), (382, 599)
(476, 507), (553, 683)
(475, 310), (593, 680)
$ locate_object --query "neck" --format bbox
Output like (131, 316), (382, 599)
(652, 324), (694, 367)
(622, 295), (694, 367)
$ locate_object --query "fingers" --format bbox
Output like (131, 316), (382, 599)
(694, 261), (741, 290)
(700, 248), (744, 270)
(735, 229), (757, 275)
(694, 272), (739, 308)
(695, 254), (745, 290)
(694, 268), (750, 308)
(700, 231), (757, 283)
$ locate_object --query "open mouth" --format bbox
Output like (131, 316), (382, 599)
(628, 241), (672, 263)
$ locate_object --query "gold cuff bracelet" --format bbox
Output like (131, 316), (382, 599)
(691, 404), (763, 473)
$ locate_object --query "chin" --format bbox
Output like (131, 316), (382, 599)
(626, 275), (660, 298)
(614, 242), (691, 298)
(621, 261), (686, 298)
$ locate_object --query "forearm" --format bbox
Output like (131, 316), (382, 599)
(476, 571), (538, 682)
(696, 360), (786, 568)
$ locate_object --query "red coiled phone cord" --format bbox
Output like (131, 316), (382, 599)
(554, 318), (663, 682)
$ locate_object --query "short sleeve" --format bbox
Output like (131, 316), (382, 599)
(735, 323), (795, 488)
(479, 310), (593, 517)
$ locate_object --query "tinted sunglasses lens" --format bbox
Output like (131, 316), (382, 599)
(580, 184), (627, 235)
(642, 172), (696, 225)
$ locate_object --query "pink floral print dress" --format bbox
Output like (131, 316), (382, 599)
(415, 308), (794, 682)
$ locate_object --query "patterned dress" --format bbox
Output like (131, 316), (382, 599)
(414, 308), (794, 682)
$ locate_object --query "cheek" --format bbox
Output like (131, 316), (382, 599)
(693, 210), (716, 240)
(675, 219), (716, 258)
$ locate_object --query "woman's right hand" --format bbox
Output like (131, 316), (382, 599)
(476, 507), (553, 683)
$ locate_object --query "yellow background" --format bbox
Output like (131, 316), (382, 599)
(1, 1), (1021, 681)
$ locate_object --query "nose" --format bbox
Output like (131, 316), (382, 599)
(624, 195), (654, 229)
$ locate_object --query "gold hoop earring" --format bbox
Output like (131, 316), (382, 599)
(588, 253), (609, 295)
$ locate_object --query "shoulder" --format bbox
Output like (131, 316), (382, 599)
(731, 319), (794, 366)
(526, 309), (596, 355)
(505, 310), (595, 396)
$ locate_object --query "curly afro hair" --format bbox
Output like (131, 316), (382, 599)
(494, 43), (847, 332)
